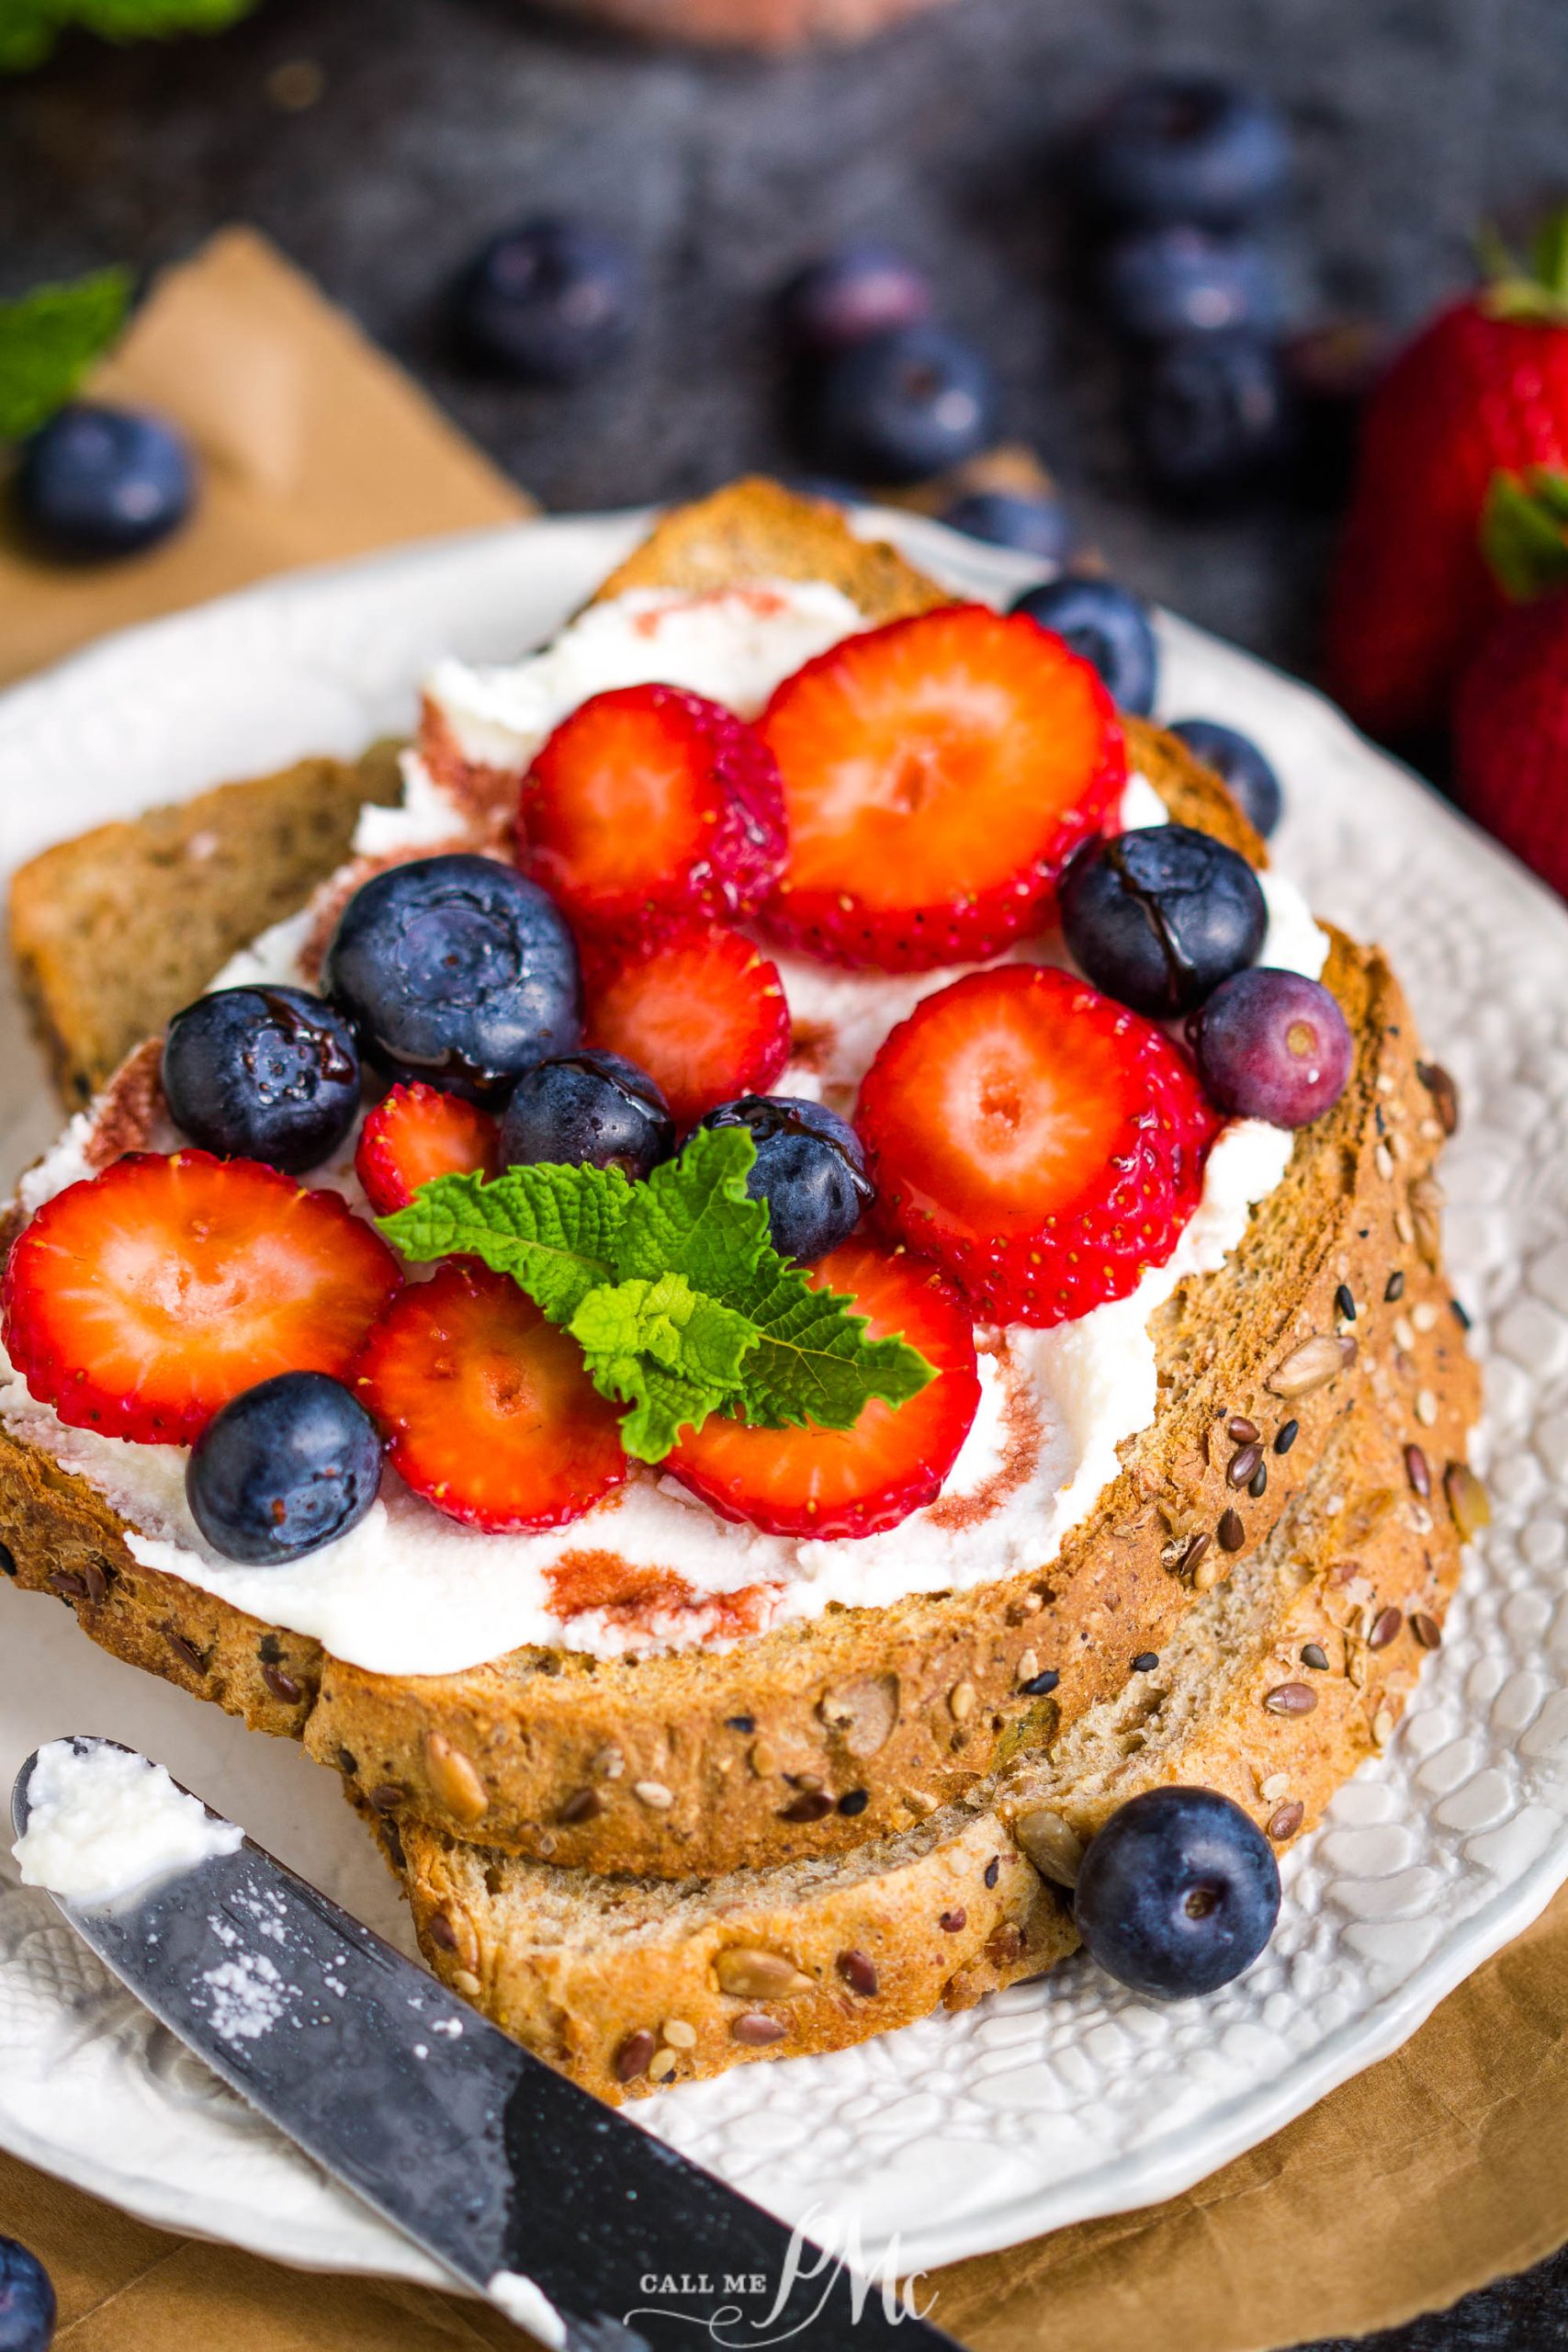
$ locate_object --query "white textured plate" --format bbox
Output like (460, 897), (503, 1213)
(0, 508), (1562, 2290)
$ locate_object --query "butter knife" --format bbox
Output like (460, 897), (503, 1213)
(12, 1738), (961, 2351)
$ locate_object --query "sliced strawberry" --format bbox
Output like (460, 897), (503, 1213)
(2, 1152), (401, 1444)
(667, 1238), (979, 1540)
(353, 1261), (626, 1531)
(355, 1082), (502, 1216)
(857, 965), (1218, 1327)
(582, 925), (790, 1128)
(760, 605), (1124, 971)
(519, 684), (786, 943)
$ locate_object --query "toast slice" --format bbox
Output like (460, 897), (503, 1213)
(0, 483), (1478, 1892)
(10, 742), (402, 1106)
(389, 1294), (1470, 2100)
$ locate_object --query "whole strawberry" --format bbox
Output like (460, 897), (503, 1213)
(1453, 469), (1568, 897)
(1324, 214), (1568, 741)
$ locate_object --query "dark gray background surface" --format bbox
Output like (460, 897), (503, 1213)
(6, 0), (1568, 681)
(5, 0), (1568, 2340)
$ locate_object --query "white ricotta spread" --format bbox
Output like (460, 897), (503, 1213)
(12, 1737), (243, 1906)
(0, 580), (1329, 1679)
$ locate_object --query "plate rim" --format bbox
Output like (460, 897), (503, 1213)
(0, 500), (1558, 2284)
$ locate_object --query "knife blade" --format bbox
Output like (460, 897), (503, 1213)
(12, 1740), (963, 2351)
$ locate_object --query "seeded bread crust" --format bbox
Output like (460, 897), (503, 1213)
(389, 1286), (1474, 2102)
(9, 744), (402, 1107)
(0, 483), (1475, 1887)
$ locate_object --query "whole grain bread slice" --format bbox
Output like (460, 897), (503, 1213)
(388, 1277), (1472, 2101)
(0, 482), (1476, 1885)
(9, 742), (401, 1106)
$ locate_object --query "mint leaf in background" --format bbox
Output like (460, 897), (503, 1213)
(0, 267), (132, 440)
(378, 1160), (631, 1326)
(615, 1122), (771, 1296)
(0, 0), (255, 74)
(732, 1254), (937, 1431)
(570, 1272), (757, 1462)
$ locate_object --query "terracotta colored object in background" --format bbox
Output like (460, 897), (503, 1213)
(537, 0), (959, 49)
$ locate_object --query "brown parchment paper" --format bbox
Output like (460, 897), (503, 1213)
(0, 231), (1564, 2352)
(0, 226), (529, 687)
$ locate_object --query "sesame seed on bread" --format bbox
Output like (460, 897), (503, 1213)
(0, 485), (1476, 1939)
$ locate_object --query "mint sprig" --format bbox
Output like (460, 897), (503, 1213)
(0, 268), (131, 441)
(0, 0), (254, 75)
(378, 1125), (937, 1465)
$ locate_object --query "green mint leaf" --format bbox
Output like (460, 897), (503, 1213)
(386, 1125), (940, 1472)
(378, 1161), (632, 1326)
(0, 0), (255, 73)
(0, 268), (131, 440)
(731, 1254), (937, 1432)
(613, 1123), (771, 1295)
(570, 1272), (757, 1462)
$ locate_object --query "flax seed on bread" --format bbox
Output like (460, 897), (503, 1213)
(0, 481), (1477, 1898)
(390, 1306), (1468, 2101)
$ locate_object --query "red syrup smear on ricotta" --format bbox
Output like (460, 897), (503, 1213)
(925, 1333), (1045, 1532)
(544, 1550), (780, 1645)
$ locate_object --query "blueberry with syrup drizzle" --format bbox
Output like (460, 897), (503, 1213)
(701, 1094), (872, 1262)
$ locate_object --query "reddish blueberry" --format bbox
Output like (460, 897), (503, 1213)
(781, 245), (933, 352)
(1192, 967), (1352, 1126)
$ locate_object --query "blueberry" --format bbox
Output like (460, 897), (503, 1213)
(1073, 1785), (1280, 1998)
(1192, 967), (1353, 1126)
(1060, 824), (1267, 1019)
(0, 2238), (54, 2352)
(701, 1095), (872, 1262)
(162, 987), (361, 1174)
(14, 403), (194, 561)
(941, 489), (1077, 565)
(1134, 331), (1294, 503)
(325, 854), (581, 1104)
(186, 1373), (382, 1568)
(1010, 576), (1158, 717)
(1077, 77), (1291, 229)
(458, 219), (637, 382)
(781, 244), (933, 353)
(502, 1050), (674, 1181)
(1168, 718), (1282, 838)
(813, 325), (996, 485)
(1100, 226), (1280, 342)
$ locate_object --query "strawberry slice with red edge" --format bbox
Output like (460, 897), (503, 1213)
(857, 965), (1218, 1327)
(667, 1238), (979, 1540)
(355, 1081), (502, 1216)
(760, 604), (1124, 971)
(583, 924), (790, 1128)
(2, 1151), (401, 1444)
(519, 683), (786, 944)
(353, 1261), (626, 1531)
